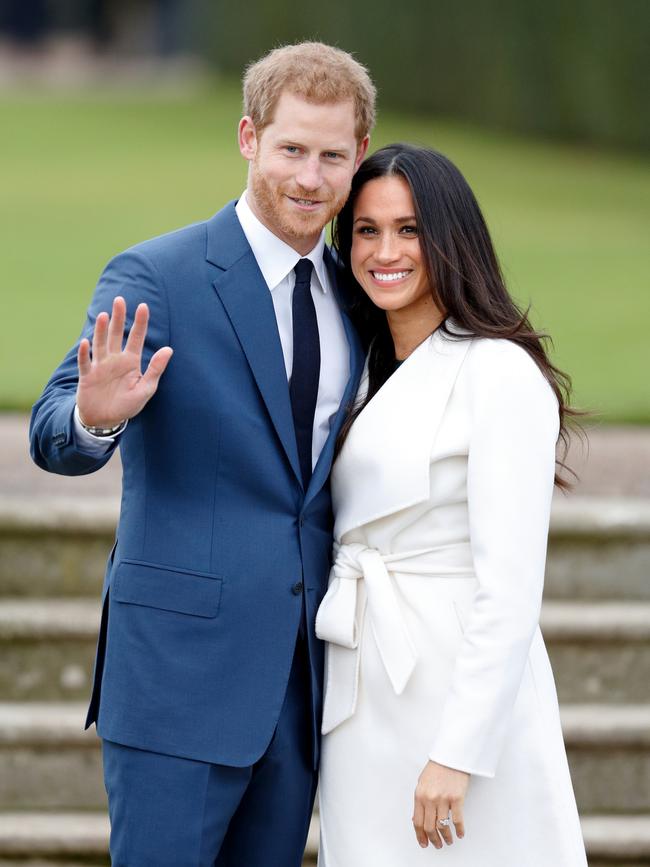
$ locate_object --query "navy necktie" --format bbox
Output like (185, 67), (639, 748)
(289, 258), (320, 489)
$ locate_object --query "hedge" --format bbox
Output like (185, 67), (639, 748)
(205, 0), (649, 150)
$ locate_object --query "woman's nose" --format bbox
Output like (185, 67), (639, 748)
(375, 235), (400, 263)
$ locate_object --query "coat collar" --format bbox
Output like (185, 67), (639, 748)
(332, 324), (473, 539)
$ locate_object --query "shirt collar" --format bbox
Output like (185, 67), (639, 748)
(235, 191), (329, 293)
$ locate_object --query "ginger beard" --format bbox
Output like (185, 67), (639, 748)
(248, 155), (348, 245)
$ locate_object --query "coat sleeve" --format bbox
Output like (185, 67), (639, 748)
(29, 248), (170, 476)
(428, 341), (560, 777)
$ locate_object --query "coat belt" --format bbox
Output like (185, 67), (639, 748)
(316, 541), (474, 734)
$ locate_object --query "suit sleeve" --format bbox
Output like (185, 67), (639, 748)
(29, 248), (170, 476)
(428, 342), (560, 777)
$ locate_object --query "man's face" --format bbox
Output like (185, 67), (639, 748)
(239, 91), (369, 254)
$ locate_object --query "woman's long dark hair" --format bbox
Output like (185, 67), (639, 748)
(334, 143), (581, 488)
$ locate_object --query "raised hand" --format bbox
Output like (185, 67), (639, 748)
(76, 296), (173, 428)
(412, 760), (468, 849)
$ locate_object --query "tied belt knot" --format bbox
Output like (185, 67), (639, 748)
(316, 541), (472, 733)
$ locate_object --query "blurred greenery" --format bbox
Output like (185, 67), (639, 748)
(209, 0), (650, 151)
(1, 80), (648, 420)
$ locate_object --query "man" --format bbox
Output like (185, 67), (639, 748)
(30, 42), (375, 866)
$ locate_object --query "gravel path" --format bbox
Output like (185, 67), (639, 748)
(3, 413), (650, 500)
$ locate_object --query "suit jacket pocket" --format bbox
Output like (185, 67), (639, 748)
(111, 559), (223, 618)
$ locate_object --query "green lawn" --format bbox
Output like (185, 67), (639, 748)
(1, 81), (648, 420)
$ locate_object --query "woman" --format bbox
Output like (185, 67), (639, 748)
(315, 144), (587, 865)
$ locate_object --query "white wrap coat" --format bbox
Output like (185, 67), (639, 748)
(316, 326), (587, 866)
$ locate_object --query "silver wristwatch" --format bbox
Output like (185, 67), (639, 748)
(79, 418), (127, 437)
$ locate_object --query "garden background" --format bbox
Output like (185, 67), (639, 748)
(0, 0), (648, 422)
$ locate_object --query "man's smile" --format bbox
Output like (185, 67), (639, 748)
(286, 195), (324, 211)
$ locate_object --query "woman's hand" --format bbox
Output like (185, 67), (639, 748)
(412, 760), (469, 849)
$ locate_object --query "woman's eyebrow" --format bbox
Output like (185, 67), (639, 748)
(353, 215), (416, 224)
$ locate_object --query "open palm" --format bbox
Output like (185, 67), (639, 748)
(76, 296), (173, 428)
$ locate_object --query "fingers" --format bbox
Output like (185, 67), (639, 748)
(435, 806), (453, 847)
(107, 296), (127, 354)
(124, 302), (150, 357)
(423, 802), (443, 849)
(91, 311), (109, 363)
(451, 800), (465, 840)
(77, 338), (91, 378)
(140, 346), (173, 394)
(413, 794), (445, 850)
(90, 296), (127, 363)
(412, 798), (428, 849)
(82, 297), (161, 375)
(414, 799), (459, 849)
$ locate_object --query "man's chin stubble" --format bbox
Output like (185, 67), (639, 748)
(277, 210), (328, 240)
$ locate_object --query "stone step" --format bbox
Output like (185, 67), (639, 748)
(2, 598), (649, 703)
(581, 815), (650, 864)
(0, 498), (116, 599)
(0, 862), (107, 866)
(541, 601), (650, 704)
(546, 497), (650, 600)
(0, 810), (316, 865)
(562, 705), (650, 813)
(2, 496), (650, 599)
(0, 600), (99, 701)
(0, 811), (647, 864)
(0, 813), (108, 860)
(0, 704), (106, 811)
(0, 703), (649, 814)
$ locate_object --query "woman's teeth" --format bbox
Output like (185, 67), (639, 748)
(372, 271), (410, 282)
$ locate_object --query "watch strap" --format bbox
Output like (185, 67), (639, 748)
(79, 418), (127, 437)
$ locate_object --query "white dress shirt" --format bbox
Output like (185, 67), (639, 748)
(74, 192), (351, 468)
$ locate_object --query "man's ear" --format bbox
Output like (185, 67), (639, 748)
(238, 116), (258, 161)
(354, 135), (370, 172)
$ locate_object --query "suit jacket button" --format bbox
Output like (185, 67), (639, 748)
(292, 581), (304, 595)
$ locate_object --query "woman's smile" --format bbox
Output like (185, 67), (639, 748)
(368, 268), (414, 285)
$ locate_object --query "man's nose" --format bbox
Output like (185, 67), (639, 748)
(295, 157), (324, 192)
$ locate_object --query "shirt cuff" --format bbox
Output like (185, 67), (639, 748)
(73, 405), (127, 455)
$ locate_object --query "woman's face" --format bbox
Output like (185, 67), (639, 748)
(350, 175), (432, 315)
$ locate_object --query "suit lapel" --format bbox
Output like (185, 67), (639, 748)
(208, 204), (302, 485)
(207, 206), (365, 500)
(332, 326), (473, 539)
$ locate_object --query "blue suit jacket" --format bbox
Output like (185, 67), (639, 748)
(29, 201), (365, 768)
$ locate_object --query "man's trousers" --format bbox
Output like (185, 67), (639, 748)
(102, 633), (317, 866)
